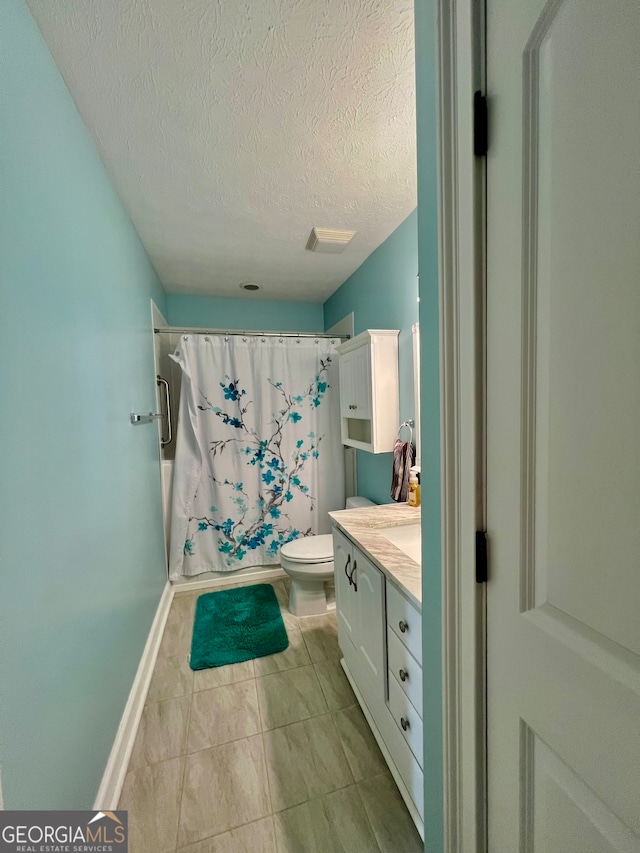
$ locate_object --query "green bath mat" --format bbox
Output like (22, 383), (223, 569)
(190, 583), (289, 670)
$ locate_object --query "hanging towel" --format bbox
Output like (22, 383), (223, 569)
(390, 439), (415, 502)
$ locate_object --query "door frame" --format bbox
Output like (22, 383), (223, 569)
(435, 0), (486, 851)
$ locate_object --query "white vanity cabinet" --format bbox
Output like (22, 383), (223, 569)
(336, 330), (399, 453)
(332, 523), (425, 838)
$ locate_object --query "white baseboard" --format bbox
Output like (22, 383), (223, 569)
(171, 566), (287, 594)
(93, 581), (174, 810)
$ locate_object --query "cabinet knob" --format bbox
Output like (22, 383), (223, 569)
(400, 716), (410, 732)
(399, 668), (408, 682)
(399, 620), (408, 634)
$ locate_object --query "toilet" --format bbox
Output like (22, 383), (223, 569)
(280, 496), (374, 617)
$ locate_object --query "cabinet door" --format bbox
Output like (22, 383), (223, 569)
(333, 527), (355, 648)
(351, 344), (372, 419)
(338, 346), (372, 420)
(352, 550), (385, 700)
(338, 350), (354, 418)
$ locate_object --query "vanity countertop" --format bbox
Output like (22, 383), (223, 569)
(329, 503), (422, 609)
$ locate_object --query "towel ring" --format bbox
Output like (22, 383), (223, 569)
(397, 419), (414, 443)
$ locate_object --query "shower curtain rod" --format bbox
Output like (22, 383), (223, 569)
(153, 327), (346, 340)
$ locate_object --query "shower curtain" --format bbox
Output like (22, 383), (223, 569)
(168, 334), (344, 579)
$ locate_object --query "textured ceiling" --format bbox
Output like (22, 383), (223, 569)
(27, 0), (416, 303)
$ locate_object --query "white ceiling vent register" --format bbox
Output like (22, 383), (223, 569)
(306, 227), (357, 254)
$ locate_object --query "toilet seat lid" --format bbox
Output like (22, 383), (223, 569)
(280, 534), (334, 563)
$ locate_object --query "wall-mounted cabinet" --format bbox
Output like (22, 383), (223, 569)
(336, 329), (399, 453)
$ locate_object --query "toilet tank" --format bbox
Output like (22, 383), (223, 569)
(345, 496), (375, 509)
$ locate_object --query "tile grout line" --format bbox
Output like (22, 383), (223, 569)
(183, 675), (261, 754)
(268, 582), (294, 853)
(174, 732), (276, 851)
(330, 704), (372, 785)
(173, 648), (196, 851)
(128, 703), (364, 773)
(253, 662), (279, 852)
(191, 669), (255, 692)
(254, 658), (273, 814)
(324, 712), (357, 789)
(175, 817), (278, 853)
(352, 781), (387, 853)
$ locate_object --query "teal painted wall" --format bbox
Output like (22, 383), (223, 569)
(323, 211), (419, 505)
(415, 0), (444, 849)
(167, 294), (324, 332)
(0, 0), (167, 808)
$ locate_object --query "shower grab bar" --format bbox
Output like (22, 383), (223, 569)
(130, 412), (163, 423)
(157, 375), (172, 448)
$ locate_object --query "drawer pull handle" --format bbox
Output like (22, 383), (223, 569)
(399, 668), (408, 682)
(344, 554), (352, 585)
(401, 716), (410, 732)
(399, 620), (408, 633)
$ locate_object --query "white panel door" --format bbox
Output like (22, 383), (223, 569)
(486, 1), (640, 850)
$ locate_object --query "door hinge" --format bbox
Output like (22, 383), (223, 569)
(476, 531), (488, 583)
(473, 91), (488, 157)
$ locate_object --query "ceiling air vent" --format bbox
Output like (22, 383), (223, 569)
(305, 227), (356, 254)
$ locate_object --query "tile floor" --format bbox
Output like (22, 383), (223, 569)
(120, 578), (422, 853)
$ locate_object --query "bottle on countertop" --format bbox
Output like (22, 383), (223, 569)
(407, 466), (421, 507)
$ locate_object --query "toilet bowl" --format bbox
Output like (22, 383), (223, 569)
(280, 496), (374, 617)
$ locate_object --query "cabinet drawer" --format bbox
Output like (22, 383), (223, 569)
(387, 628), (422, 717)
(388, 673), (423, 769)
(387, 582), (422, 664)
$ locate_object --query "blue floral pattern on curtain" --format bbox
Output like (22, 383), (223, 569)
(168, 335), (343, 578)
